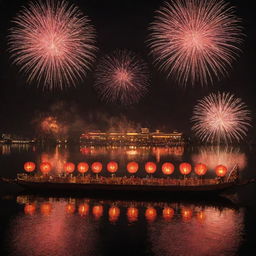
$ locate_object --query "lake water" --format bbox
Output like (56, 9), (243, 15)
(1, 144), (256, 256)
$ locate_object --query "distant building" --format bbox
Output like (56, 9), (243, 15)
(0, 133), (35, 144)
(80, 128), (184, 146)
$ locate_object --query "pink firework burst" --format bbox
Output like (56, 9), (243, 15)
(191, 92), (251, 143)
(148, 0), (242, 86)
(94, 50), (149, 105)
(9, 0), (97, 90)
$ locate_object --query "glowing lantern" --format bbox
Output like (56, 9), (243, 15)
(24, 204), (36, 216)
(145, 162), (157, 174)
(181, 208), (193, 221)
(107, 161), (118, 173)
(77, 162), (89, 174)
(24, 162), (36, 173)
(127, 207), (139, 222)
(163, 207), (174, 221)
(91, 162), (103, 174)
(162, 163), (175, 175)
(66, 203), (76, 214)
(40, 203), (52, 216)
(40, 162), (52, 174)
(145, 207), (157, 222)
(64, 162), (75, 174)
(179, 163), (192, 175)
(127, 162), (139, 174)
(108, 206), (120, 223)
(215, 165), (228, 177)
(92, 205), (103, 220)
(194, 163), (207, 176)
(197, 211), (206, 223)
(78, 203), (89, 216)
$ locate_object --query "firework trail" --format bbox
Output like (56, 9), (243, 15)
(94, 50), (149, 105)
(191, 92), (251, 143)
(9, 0), (96, 90)
(148, 0), (242, 86)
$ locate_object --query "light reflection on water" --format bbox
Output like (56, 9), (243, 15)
(7, 196), (243, 256)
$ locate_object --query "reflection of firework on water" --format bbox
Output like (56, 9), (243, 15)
(148, 0), (242, 85)
(9, 0), (96, 90)
(191, 92), (251, 143)
(94, 50), (149, 105)
(192, 146), (247, 171)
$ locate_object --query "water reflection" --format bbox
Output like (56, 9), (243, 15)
(0, 144), (33, 155)
(192, 146), (247, 171)
(7, 195), (244, 256)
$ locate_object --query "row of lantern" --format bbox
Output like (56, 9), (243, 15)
(24, 161), (228, 177)
(24, 203), (205, 223)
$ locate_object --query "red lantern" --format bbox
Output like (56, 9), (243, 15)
(64, 162), (75, 174)
(127, 162), (139, 174)
(145, 162), (157, 174)
(66, 203), (76, 214)
(78, 203), (89, 216)
(163, 207), (174, 221)
(91, 162), (103, 174)
(215, 165), (228, 177)
(24, 204), (36, 216)
(92, 205), (103, 220)
(127, 207), (139, 222)
(179, 162), (192, 175)
(40, 203), (52, 216)
(24, 162), (36, 173)
(107, 161), (118, 173)
(77, 162), (89, 174)
(109, 206), (120, 222)
(145, 207), (157, 222)
(181, 208), (193, 221)
(40, 162), (52, 174)
(194, 163), (207, 176)
(162, 163), (175, 175)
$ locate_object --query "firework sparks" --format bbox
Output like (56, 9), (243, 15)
(9, 0), (96, 90)
(191, 92), (251, 143)
(94, 50), (149, 105)
(148, 0), (242, 86)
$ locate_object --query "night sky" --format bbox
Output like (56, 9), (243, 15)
(0, 0), (255, 139)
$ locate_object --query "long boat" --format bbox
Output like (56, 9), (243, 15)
(0, 166), (247, 194)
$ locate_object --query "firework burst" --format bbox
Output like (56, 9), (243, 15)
(191, 92), (251, 143)
(148, 0), (242, 86)
(94, 50), (149, 105)
(9, 0), (96, 90)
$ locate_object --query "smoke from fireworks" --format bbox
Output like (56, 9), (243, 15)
(148, 0), (242, 86)
(9, 0), (96, 90)
(94, 50), (149, 105)
(191, 92), (251, 143)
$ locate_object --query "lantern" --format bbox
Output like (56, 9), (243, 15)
(92, 205), (103, 220)
(162, 207), (174, 221)
(78, 203), (89, 216)
(24, 162), (36, 173)
(145, 207), (157, 222)
(145, 162), (157, 174)
(66, 203), (76, 214)
(127, 207), (139, 222)
(127, 162), (139, 174)
(215, 165), (228, 177)
(40, 203), (52, 216)
(107, 161), (118, 173)
(197, 211), (206, 223)
(162, 163), (175, 175)
(179, 162), (192, 175)
(194, 163), (207, 176)
(64, 162), (75, 174)
(109, 206), (120, 223)
(40, 162), (52, 174)
(181, 208), (193, 221)
(91, 162), (103, 174)
(24, 204), (36, 216)
(77, 162), (89, 174)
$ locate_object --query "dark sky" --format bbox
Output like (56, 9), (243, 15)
(0, 0), (255, 137)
